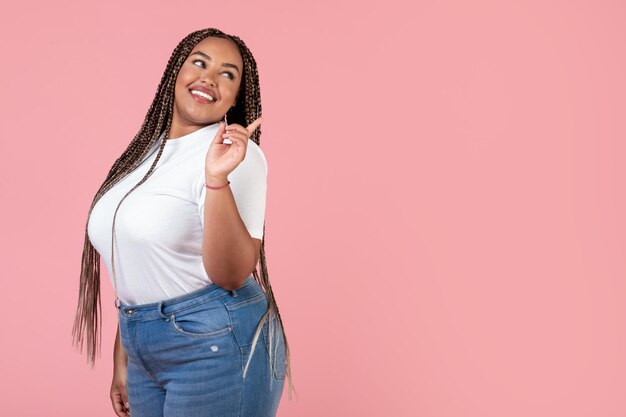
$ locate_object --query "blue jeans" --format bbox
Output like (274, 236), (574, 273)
(116, 275), (286, 417)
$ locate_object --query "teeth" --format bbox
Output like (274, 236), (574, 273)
(191, 90), (215, 101)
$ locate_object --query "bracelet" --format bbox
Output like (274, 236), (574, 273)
(205, 180), (230, 190)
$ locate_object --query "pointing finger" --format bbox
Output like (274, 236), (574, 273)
(246, 117), (263, 136)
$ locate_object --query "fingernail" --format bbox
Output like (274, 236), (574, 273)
(125, 402), (130, 408)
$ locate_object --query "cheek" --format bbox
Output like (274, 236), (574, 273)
(176, 69), (193, 88)
(223, 84), (241, 101)
(175, 74), (193, 99)
(174, 84), (187, 105)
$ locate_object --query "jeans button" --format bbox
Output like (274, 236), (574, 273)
(126, 309), (134, 316)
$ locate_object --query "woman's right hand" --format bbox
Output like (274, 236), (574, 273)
(111, 366), (130, 417)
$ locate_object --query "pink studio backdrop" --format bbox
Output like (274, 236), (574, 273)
(0, 0), (624, 416)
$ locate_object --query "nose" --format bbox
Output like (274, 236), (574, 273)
(200, 71), (218, 87)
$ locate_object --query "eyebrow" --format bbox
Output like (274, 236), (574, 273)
(190, 51), (241, 74)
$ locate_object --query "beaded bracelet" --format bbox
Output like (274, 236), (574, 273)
(205, 180), (230, 190)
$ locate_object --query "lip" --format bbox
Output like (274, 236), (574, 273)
(189, 90), (215, 104)
(189, 85), (219, 102)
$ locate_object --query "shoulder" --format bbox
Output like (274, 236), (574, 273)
(241, 139), (268, 175)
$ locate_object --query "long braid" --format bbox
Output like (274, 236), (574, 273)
(72, 28), (296, 400)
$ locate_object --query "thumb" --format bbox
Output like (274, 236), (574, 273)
(213, 121), (226, 144)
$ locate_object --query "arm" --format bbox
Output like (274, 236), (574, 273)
(111, 323), (130, 416)
(113, 322), (127, 368)
(201, 172), (261, 291)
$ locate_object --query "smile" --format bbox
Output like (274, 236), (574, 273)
(189, 89), (216, 104)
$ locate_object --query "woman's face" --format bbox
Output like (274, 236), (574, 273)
(172, 36), (243, 127)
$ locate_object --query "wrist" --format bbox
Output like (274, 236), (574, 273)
(114, 357), (127, 369)
(205, 172), (229, 187)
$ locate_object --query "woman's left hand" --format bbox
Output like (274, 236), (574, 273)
(205, 117), (263, 184)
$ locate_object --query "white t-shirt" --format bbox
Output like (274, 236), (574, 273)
(87, 122), (268, 305)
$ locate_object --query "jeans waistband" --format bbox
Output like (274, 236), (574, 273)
(116, 275), (256, 321)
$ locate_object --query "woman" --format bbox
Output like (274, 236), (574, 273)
(71, 28), (295, 417)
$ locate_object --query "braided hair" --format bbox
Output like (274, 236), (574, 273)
(72, 28), (295, 400)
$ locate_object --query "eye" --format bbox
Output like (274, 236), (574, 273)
(191, 59), (236, 80)
(192, 59), (206, 68)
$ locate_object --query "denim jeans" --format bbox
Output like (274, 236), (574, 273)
(116, 274), (286, 417)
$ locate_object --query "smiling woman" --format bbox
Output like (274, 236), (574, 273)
(169, 38), (244, 139)
(72, 28), (294, 417)
(187, 50), (239, 104)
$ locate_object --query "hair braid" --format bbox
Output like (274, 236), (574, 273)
(72, 28), (295, 400)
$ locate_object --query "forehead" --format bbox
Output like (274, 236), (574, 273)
(189, 37), (243, 66)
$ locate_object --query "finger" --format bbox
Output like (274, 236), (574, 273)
(245, 117), (263, 136)
(112, 391), (130, 417)
(122, 393), (130, 413)
(225, 124), (248, 138)
(213, 122), (227, 144)
(225, 136), (250, 155)
(223, 132), (248, 149)
(223, 130), (249, 142)
(112, 399), (127, 417)
(222, 136), (243, 150)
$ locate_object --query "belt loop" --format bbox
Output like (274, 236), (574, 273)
(157, 301), (170, 321)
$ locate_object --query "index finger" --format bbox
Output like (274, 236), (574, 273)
(246, 117), (263, 136)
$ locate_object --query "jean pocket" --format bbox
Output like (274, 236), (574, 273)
(169, 300), (233, 339)
(263, 314), (287, 380)
(229, 292), (268, 344)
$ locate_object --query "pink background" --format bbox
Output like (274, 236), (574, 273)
(1, 0), (625, 416)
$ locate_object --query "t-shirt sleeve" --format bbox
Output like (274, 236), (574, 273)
(194, 140), (268, 240)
